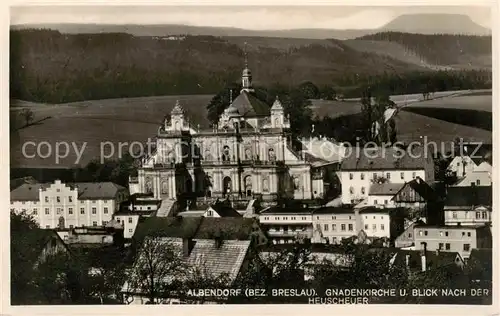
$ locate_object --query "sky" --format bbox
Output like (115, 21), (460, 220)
(10, 5), (491, 30)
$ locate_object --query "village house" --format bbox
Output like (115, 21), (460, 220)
(339, 147), (435, 205)
(56, 220), (124, 246)
(443, 186), (492, 226)
(10, 180), (129, 229)
(311, 206), (359, 244)
(122, 236), (256, 304)
(367, 183), (403, 208)
(259, 204), (315, 244)
(413, 224), (492, 259)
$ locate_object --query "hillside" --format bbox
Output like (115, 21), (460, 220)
(352, 32), (491, 69)
(10, 29), (422, 104)
(11, 13), (491, 39)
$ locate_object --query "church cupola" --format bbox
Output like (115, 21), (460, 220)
(241, 42), (254, 93)
(170, 100), (185, 131)
(270, 96), (284, 128)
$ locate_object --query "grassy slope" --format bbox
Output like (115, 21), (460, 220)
(10, 92), (492, 169)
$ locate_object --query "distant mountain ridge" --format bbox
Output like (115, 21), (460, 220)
(11, 13), (491, 39)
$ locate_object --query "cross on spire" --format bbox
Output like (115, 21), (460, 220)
(244, 42), (248, 68)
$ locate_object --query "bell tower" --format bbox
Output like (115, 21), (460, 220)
(241, 42), (254, 93)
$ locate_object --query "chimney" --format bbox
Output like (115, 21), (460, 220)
(182, 238), (193, 257)
(420, 243), (427, 272)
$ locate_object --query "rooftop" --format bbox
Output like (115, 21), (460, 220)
(210, 200), (242, 218)
(231, 91), (270, 117)
(393, 177), (439, 202)
(369, 183), (404, 196)
(10, 181), (127, 201)
(340, 147), (430, 171)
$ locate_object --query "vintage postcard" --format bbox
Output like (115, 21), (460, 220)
(3, 1), (498, 313)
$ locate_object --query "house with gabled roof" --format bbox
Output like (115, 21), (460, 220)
(122, 236), (255, 304)
(339, 146), (434, 205)
(10, 180), (129, 229)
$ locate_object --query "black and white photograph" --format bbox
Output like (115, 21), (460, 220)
(6, 3), (496, 307)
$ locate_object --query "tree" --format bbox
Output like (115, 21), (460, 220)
(125, 237), (187, 304)
(19, 108), (34, 127)
(298, 81), (320, 99)
(206, 83), (241, 125)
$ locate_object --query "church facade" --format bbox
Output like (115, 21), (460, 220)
(131, 62), (321, 203)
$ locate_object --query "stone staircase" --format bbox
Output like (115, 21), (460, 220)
(156, 198), (176, 217)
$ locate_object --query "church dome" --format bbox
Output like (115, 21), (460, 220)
(242, 67), (251, 77)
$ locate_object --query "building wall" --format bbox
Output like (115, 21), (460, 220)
(444, 206), (491, 226)
(259, 213), (313, 243)
(360, 212), (391, 238)
(340, 169), (427, 205)
(413, 226), (478, 259)
(452, 172), (492, 187)
(10, 181), (125, 229)
(113, 214), (140, 239)
(312, 213), (357, 244)
(367, 194), (396, 208)
(447, 156), (476, 178)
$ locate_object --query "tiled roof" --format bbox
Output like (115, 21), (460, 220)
(74, 182), (127, 200)
(142, 237), (251, 282)
(369, 183), (404, 195)
(444, 186), (492, 207)
(10, 182), (126, 201)
(340, 147), (429, 171)
(10, 183), (49, 201)
(300, 138), (345, 164)
(195, 217), (257, 240)
(231, 91), (270, 117)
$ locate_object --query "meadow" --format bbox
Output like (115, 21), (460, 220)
(10, 91), (492, 169)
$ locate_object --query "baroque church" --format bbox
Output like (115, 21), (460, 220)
(130, 59), (325, 204)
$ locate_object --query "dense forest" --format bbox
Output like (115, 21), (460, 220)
(10, 29), (492, 104)
(356, 32), (491, 66)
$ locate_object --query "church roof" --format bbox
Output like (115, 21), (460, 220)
(231, 91), (270, 117)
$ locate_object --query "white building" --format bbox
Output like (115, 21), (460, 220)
(10, 180), (128, 229)
(259, 206), (314, 244)
(359, 208), (392, 239)
(339, 147), (435, 205)
(366, 183), (404, 208)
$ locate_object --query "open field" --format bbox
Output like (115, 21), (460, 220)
(10, 95), (213, 168)
(10, 91), (492, 169)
